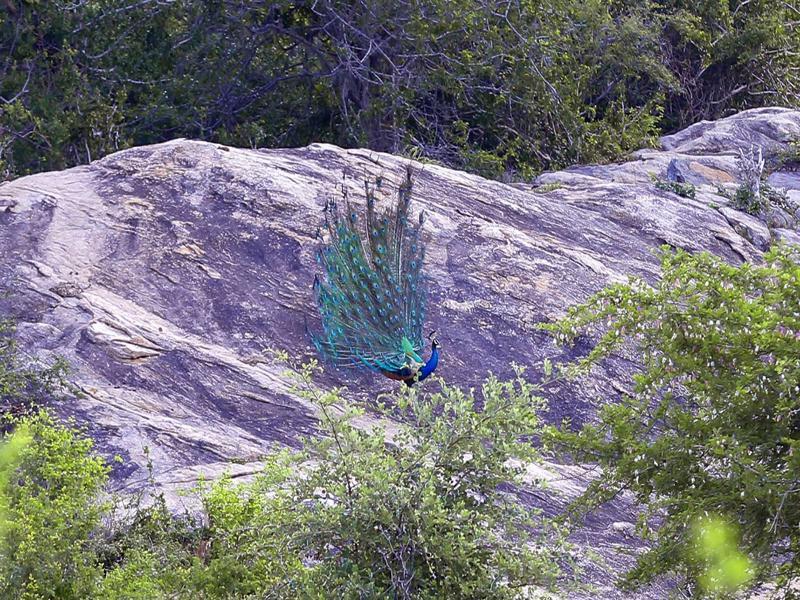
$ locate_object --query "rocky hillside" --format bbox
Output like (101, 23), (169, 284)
(2, 107), (799, 597)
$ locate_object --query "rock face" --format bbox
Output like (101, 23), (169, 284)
(2, 106), (800, 597)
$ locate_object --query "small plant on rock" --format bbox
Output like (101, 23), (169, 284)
(653, 177), (696, 199)
(728, 145), (794, 217)
(768, 138), (800, 173)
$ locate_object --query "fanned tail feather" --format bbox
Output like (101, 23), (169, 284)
(311, 167), (427, 373)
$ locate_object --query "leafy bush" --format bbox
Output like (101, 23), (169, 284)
(308, 365), (563, 596)
(0, 411), (109, 599)
(541, 245), (800, 596)
(0, 368), (567, 599)
(184, 364), (566, 598)
(96, 491), (205, 599)
(0, 421), (31, 537)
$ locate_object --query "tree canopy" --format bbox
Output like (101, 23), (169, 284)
(543, 245), (800, 595)
(2, 0), (798, 179)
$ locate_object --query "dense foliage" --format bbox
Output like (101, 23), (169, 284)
(0, 411), (109, 599)
(256, 363), (565, 597)
(1, 0), (798, 179)
(542, 245), (800, 596)
(0, 360), (566, 598)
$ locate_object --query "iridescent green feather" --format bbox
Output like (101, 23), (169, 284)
(312, 167), (427, 373)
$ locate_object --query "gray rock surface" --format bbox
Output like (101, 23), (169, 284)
(661, 106), (800, 154)
(2, 106), (800, 598)
(774, 227), (800, 246)
(718, 206), (773, 250)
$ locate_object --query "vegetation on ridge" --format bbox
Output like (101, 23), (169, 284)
(1, 0), (799, 179)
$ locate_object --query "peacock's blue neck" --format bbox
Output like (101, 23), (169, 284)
(418, 345), (439, 382)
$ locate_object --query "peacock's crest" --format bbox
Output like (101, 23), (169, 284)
(311, 167), (438, 384)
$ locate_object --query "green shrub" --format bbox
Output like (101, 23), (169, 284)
(308, 366), (564, 596)
(97, 549), (168, 600)
(0, 410), (109, 599)
(730, 182), (763, 215)
(541, 245), (800, 596)
(724, 178), (790, 217)
(0, 369), (568, 599)
(0, 422), (32, 538)
(185, 365), (567, 598)
(654, 178), (696, 199)
(96, 493), (203, 599)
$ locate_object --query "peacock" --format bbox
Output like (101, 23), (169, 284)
(310, 167), (440, 386)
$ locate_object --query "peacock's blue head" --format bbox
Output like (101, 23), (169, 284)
(428, 330), (440, 349)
